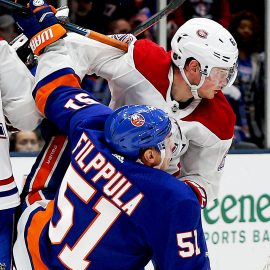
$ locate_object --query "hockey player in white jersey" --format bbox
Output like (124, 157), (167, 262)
(61, 17), (238, 205)
(0, 41), (41, 269)
(13, 5), (211, 268)
(11, 10), (238, 210)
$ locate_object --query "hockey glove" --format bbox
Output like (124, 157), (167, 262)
(184, 180), (207, 209)
(14, 9), (42, 40)
(14, 0), (66, 55)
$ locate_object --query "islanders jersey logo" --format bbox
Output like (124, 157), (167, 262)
(130, 113), (145, 127)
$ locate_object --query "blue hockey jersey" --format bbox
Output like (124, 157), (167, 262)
(14, 41), (210, 270)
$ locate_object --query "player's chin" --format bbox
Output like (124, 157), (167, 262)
(204, 92), (216, 99)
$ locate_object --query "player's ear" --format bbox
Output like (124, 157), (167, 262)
(189, 59), (200, 74)
(140, 148), (160, 167)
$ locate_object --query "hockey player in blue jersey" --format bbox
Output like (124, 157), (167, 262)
(13, 2), (211, 269)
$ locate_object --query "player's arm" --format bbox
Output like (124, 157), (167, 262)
(64, 32), (128, 80)
(180, 138), (232, 202)
(13, 2), (112, 134)
(0, 41), (41, 131)
(153, 186), (210, 269)
(34, 49), (112, 134)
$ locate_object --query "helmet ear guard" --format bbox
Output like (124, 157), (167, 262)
(104, 105), (172, 160)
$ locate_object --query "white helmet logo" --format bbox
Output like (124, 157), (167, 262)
(33, 0), (44, 6)
(196, 29), (208, 39)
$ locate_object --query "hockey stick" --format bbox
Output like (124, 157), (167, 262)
(0, 0), (129, 51)
(131, 0), (185, 36)
(0, 0), (185, 52)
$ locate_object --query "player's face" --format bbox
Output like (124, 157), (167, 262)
(198, 67), (231, 99)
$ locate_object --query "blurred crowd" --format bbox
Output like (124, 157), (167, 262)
(0, 0), (265, 152)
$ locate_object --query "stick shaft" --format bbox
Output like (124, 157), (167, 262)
(59, 21), (129, 52)
(131, 0), (186, 36)
(0, 0), (30, 14)
(0, 0), (129, 51)
(0, 0), (186, 52)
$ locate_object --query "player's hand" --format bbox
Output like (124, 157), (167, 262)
(184, 180), (207, 209)
(13, 7), (41, 40)
(28, 0), (58, 28)
(13, 0), (66, 55)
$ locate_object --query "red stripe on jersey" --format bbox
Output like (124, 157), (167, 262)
(35, 73), (81, 115)
(0, 176), (14, 186)
(182, 91), (236, 140)
(133, 39), (172, 100)
(27, 192), (43, 206)
(27, 200), (54, 269)
(28, 135), (67, 205)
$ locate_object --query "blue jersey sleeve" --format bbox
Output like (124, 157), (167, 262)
(167, 199), (210, 269)
(33, 68), (112, 134)
(151, 190), (210, 270)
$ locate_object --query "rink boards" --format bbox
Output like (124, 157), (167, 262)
(11, 152), (270, 270)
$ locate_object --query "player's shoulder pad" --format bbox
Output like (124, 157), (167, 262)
(182, 91), (236, 140)
(133, 39), (172, 99)
(133, 39), (168, 64)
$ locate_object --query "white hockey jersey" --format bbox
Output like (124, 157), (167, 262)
(0, 41), (41, 210)
(61, 33), (236, 201)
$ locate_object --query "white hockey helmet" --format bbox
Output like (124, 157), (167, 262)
(171, 18), (238, 98)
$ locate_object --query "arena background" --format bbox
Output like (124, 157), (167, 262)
(11, 151), (270, 270)
(3, 0), (269, 269)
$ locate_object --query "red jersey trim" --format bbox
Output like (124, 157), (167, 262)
(133, 39), (172, 100)
(0, 176), (14, 186)
(182, 91), (236, 140)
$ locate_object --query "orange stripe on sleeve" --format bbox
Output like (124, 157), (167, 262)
(27, 200), (54, 270)
(35, 73), (81, 115)
(32, 5), (57, 14)
(32, 5), (47, 13)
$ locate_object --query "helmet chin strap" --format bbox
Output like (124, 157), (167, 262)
(179, 67), (206, 100)
(153, 149), (166, 169)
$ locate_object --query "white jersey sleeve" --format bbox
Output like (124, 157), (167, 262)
(178, 121), (232, 201)
(0, 95), (20, 210)
(64, 33), (169, 113)
(0, 90), (20, 210)
(0, 41), (41, 131)
(64, 33), (127, 80)
(0, 41), (42, 210)
(63, 34), (234, 202)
